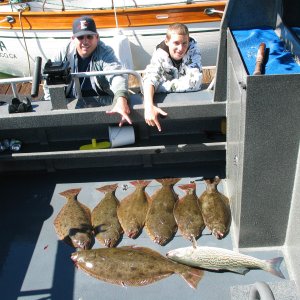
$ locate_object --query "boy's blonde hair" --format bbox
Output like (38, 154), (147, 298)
(166, 23), (189, 40)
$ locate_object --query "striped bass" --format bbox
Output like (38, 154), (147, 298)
(166, 246), (285, 278)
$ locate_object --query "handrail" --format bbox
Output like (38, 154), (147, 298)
(249, 282), (275, 300)
(0, 69), (143, 99)
(70, 69), (144, 95)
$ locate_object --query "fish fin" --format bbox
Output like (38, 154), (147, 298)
(221, 194), (230, 206)
(156, 178), (181, 186)
(146, 193), (152, 204)
(191, 235), (198, 249)
(130, 180), (151, 188)
(178, 183), (196, 192)
(214, 176), (221, 185)
(204, 177), (221, 188)
(266, 257), (285, 279)
(96, 184), (118, 194)
(180, 267), (204, 289)
(59, 188), (81, 198)
(227, 267), (250, 275)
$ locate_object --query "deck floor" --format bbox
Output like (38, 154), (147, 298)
(0, 168), (289, 300)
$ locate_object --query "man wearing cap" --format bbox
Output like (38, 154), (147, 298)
(44, 16), (131, 126)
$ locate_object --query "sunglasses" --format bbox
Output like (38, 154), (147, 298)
(77, 35), (95, 41)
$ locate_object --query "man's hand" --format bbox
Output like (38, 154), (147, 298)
(106, 96), (132, 127)
(144, 104), (167, 132)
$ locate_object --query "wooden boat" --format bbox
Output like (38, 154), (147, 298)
(0, 0), (300, 299)
(0, 0), (226, 76)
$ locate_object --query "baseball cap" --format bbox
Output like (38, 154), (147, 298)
(72, 16), (97, 37)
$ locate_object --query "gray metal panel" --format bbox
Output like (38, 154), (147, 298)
(226, 31), (249, 247)
(214, 0), (281, 103)
(0, 89), (226, 173)
(0, 91), (225, 130)
(286, 146), (300, 293)
(238, 74), (300, 247)
(227, 0), (279, 29)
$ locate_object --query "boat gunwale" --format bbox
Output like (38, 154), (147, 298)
(0, 1), (226, 30)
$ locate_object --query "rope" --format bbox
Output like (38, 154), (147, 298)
(42, 0), (65, 12)
(18, 10), (32, 76)
(112, 0), (119, 29)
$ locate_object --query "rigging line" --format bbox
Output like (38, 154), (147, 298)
(42, 0), (64, 11)
(18, 10), (31, 76)
(112, 0), (119, 29)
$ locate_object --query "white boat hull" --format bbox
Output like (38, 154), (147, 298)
(0, 22), (221, 76)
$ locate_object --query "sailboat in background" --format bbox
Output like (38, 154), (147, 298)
(0, 0), (226, 76)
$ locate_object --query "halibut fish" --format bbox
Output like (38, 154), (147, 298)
(54, 188), (93, 249)
(117, 180), (151, 238)
(91, 184), (123, 247)
(71, 246), (204, 288)
(174, 183), (205, 241)
(145, 178), (180, 245)
(199, 176), (231, 239)
(167, 245), (285, 278)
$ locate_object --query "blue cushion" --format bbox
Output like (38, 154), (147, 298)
(232, 27), (300, 75)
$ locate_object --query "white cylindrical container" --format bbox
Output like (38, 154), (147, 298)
(108, 126), (135, 148)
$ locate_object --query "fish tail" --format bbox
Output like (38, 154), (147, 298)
(130, 180), (151, 188)
(266, 257), (285, 279)
(214, 176), (221, 185)
(156, 178), (181, 186)
(204, 176), (221, 185)
(180, 267), (204, 289)
(59, 188), (81, 198)
(96, 183), (118, 194)
(178, 183), (196, 192)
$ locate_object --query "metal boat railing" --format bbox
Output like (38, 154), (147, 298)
(0, 69), (144, 101)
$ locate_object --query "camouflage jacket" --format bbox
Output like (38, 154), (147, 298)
(143, 38), (202, 93)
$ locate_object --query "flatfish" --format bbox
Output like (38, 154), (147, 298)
(117, 180), (151, 238)
(173, 183), (205, 241)
(145, 178), (180, 245)
(198, 176), (231, 239)
(71, 246), (204, 288)
(54, 188), (93, 249)
(91, 184), (123, 247)
(167, 245), (285, 278)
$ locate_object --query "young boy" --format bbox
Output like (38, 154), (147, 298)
(143, 23), (202, 132)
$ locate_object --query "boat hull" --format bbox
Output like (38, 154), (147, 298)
(0, 1), (225, 76)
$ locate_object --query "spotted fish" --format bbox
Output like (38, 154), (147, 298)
(117, 180), (151, 238)
(167, 245), (285, 279)
(54, 188), (93, 249)
(71, 246), (204, 288)
(174, 183), (205, 241)
(91, 184), (123, 247)
(145, 178), (180, 245)
(198, 176), (231, 239)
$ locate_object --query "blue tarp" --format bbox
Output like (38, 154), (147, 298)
(231, 28), (300, 75)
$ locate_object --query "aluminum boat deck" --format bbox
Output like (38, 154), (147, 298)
(0, 169), (293, 300)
